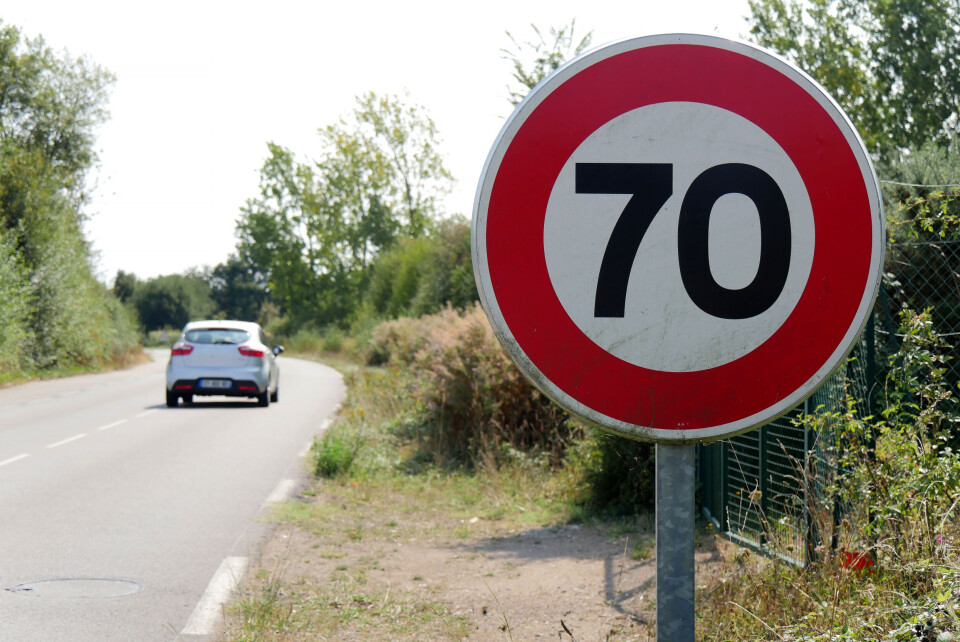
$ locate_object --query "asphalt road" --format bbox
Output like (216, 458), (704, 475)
(0, 350), (344, 641)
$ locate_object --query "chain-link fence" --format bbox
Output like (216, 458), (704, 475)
(699, 184), (960, 567)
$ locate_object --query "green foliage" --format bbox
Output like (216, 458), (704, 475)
(236, 93), (452, 329)
(127, 273), (215, 331)
(827, 310), (960, 559)
(502, 21), (593, 106)
(882, 134), (960, 189)
(699, 309), (960, 640)
(312, 432), (362, 478)
(881, 137), (960, 245)
(111, 269), (136, 303)
(0, 230), (31, 375)
(747, 0), (960, 158)
(363, 217), (477, 322)
(207, 253), (269, 321)
(570, 431), (655, 516)
(352, 91), (453, 237)
(0, 21), (139, 374)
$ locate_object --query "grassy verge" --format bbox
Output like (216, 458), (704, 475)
(0, 345), (149, 388)
(223, 360), (659, 640)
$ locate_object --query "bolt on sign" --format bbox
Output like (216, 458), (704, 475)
(472, 34), (884, 444)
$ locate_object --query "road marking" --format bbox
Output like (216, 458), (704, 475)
(135, 409), (158, 418)
(264, 479), (298, 505)
(46, 433), (87, 449)
(97, 419), (129, 431)
(180, 556), (249, 636)
(0, 454), (30, 468)
(299, 440), (314, 459)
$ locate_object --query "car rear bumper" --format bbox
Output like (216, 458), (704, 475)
(166, 362), (271, 393)
(168, 378), (264, 398)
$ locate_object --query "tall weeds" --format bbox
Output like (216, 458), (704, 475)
(368, 304), (581, 468)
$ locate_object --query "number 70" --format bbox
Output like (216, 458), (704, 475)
(575, 162), (791, 320)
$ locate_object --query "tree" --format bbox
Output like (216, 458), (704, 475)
(747, 0), (960, 157)
(363, 216), (477, 321)
(236, 93), (453, 328)
(129, 273), (215, 331)
(236, 143), (351, 327)
(207, 254), (270, 322)
(501, 21), (593, 107)
(0, 23), (114, 228)
(0, 21), (137, 370)
(112, 270), (137, 303)
(352, 92), (453, 237)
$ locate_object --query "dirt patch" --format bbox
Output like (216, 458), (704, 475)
(224, 485), (731, 641)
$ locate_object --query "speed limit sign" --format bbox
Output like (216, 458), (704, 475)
(472, 34), (884, 443)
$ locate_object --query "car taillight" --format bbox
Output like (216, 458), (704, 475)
(171, 343), (193, 356)
(238, 345), (265, 358)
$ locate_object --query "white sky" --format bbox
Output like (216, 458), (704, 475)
(3, 0), (752, 282)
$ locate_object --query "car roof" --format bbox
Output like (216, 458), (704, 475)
(182, 320), (262, 333)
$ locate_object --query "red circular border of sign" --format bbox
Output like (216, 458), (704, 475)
(485, 43), (874, 431)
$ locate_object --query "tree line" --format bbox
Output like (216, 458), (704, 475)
(4, 4), (960, 377)
(115, 91), (476, 337)
(0, 22), (138, 379)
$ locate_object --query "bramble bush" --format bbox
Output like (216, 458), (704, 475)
(370, 304), (580, 467)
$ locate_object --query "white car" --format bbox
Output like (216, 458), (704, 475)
(165, 320), (283, 407)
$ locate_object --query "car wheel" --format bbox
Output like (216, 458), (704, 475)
(270, 387), (278, 403)
(165, 391), (178, 408)
(257, 391), (270, 407)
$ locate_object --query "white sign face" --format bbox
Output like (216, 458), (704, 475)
(473, 34), (884, 443)
(544, 102), (815, 372)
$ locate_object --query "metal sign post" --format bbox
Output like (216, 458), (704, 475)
(656, 444), (696, 641)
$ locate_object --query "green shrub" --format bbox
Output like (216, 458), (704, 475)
(320, 327), (345, 353)
(362, 218), (478, 324)
(0, 232), (33, 377)
(573, 430), (656, 516)
(312, 434), (361, 478)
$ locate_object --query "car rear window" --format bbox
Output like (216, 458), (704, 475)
(184, 329), (250, 345)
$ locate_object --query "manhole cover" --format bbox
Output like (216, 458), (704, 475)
(7, 579), (141, 598)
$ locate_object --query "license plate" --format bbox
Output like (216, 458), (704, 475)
(199, 379), (231, 389)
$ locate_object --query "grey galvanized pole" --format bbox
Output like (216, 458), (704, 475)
(656, 443), (696, 641)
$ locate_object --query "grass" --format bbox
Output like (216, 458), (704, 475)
(0, 345), (149, 388)
(224, 355), (646, 641)
(695, 541), (960, 641)
(229, 565), (471, 641)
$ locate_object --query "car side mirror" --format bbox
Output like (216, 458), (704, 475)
(273, 345), (285, 356)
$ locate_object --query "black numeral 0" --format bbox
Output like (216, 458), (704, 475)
(575, 162), (791, 320)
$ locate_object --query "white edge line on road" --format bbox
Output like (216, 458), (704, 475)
(299, 440), (313, 459)
(264, 479), (298, 505)
(135, 408), (158, 418)
(0, 454), (30, 468)
(97, 419), (128, 431)
(46, 433), (87, 449)
(181, 556), (249, 636)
